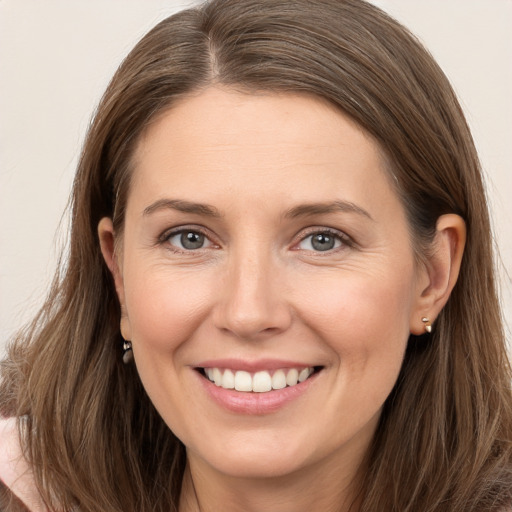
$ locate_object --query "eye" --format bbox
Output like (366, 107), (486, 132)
(297, 231), (344, 252)
(165, 229), (214, 251)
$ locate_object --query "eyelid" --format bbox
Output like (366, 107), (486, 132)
(291, 226), (354, 252)
(158, 225), (219, 251)
(157, 224), (353, 254)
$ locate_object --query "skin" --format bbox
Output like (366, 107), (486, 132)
(99, 87), (465, 512)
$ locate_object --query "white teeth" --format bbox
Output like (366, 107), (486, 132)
(253, 371), (272, 393)
(234, 371), (252, 392)
(271, 370), (287, 390)
(204, 367), (315, 392)
(298, 368), (310, 382)
(213, 368), (223, 386)
(222, 369), (235, 389)
(286, 368), (299, 386)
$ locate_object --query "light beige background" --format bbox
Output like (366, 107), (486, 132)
(1, 1), (511, 355)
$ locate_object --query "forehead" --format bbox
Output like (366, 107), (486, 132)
(136, 87), (371, 155)
(128, 87), (398, 218)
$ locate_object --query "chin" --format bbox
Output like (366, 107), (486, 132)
(210, 456), (308, 480)
(189, 431), (324, 480)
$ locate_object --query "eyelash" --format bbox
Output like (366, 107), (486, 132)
(158, 226), (215, 254)
(158, 226), (353, 254)
(293, 227), (353, 254)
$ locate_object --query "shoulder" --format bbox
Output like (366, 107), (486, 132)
(0, 417), (47, 511)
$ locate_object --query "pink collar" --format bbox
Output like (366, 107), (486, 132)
(0, 417), (47, 511)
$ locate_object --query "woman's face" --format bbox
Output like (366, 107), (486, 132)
(106, 88), (429, 480)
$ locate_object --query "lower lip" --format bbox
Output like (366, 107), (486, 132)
(196, 370), (320, 415)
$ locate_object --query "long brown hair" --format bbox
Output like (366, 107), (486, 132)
(1, 0), (511, 510)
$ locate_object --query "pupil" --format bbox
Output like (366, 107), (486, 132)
(181, 231), (204, 250)
(312, 233), (334, 251)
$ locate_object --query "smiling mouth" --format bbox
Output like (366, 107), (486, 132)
(197, 367), (322, 393)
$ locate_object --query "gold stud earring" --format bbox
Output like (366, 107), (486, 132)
(421, 317), (432, 334)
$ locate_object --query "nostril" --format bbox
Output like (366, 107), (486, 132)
(214, 306), (293, 340)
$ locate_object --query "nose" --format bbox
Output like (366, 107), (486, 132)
(213, 248), (293, 340)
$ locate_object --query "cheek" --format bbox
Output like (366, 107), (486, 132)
(120, 265), (217, 436)
(122, 263), (215, 353)
(302, 264), (414, 335)
(304, 270), (414, 435)
(299, 264), (415, 381)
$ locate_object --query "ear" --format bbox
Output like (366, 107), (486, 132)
(410, 214), (466, 335)
(98, 217), (132, 340)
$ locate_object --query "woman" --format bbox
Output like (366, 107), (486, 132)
(1, 0), (511, 510)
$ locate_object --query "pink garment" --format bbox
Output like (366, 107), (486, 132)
(0, 417), (46, 511)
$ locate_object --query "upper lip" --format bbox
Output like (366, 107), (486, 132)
(193, 358), (320, 372)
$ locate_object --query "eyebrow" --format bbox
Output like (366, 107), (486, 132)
(142, 198), (372, 221)
(143, 199), (222, 218)
(284, 201), (373, 221)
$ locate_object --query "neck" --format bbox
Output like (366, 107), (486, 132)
(179, 451), (365, 512)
